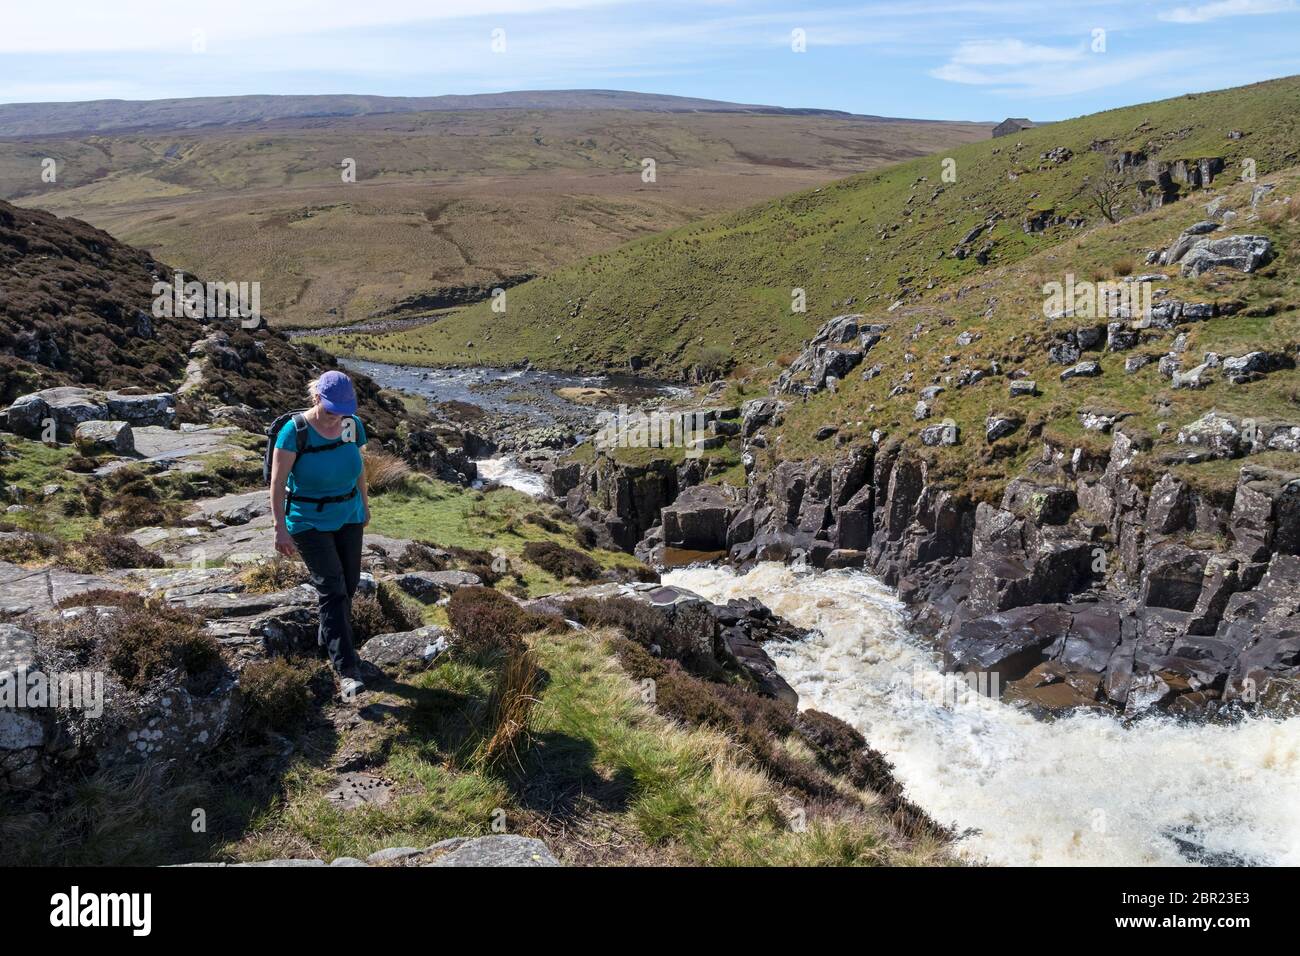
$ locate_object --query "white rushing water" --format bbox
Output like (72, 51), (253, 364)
(664, 562), (1300, 867)
(473, 456), (546, 496)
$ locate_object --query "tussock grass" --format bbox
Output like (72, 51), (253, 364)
(475, 649), (543, 771)
(240, 556), (310, 593)
(363, 446), (413, 493)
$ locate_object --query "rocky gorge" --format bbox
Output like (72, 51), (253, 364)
(556, 359), (1300, 723)
(551, 200), (1300, 723)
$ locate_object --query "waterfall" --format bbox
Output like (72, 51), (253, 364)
(665, 562), (1300, 867)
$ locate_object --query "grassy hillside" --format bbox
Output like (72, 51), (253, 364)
(2, 110), (987, 327)
(332, 76), (1300, 375)
(761, 166), (1300, 499)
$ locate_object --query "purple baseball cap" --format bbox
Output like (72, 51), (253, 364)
(316, 370), (357, 416)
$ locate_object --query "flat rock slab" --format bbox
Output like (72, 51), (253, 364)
(184, 490), (272, 526)
(95, 425), (259, 479)
(0, 623), (37, 671)
(132, 519), (414, 568)
(168, 835), (560, 867)
(133, 425), (250, 461)
(0, 560), (121, 614)
(392, 569), (481, 598)
(125, 566), (243, 593)
(422, 835), (560, 867)
(326, 772), (396, 810)
(130, 515), (277, 565)
(168, 585), (317, 617)
(359, 625), (450, 667)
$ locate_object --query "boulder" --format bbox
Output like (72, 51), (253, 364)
(919, 423), (959, 446)
(1171, 362), (1211, 390)
(985, 416), (1020, 442)
(547, 462), (583, 499)
(4, 386), (174, 441)
(105, 390), (176, 428)
(1180, 234), (1274, 277)
(660, 485), (739, 550)
(811, 348), (864, 388)
(5, 387), (107, 440)
(74, 420), (135, 456)
(1222, 350), (1288, 383)
(359, 626), (450, 668)
(741, 398), (784, 437)
(1078, 408), (1129, 433)
(1074, 325), (1105, 350)
(1106, 322), (1139, 351)
(944, 604), (1074, 686)
(1160, 221), (1219, 265)
(1060, 361), (1101, 381)
(1177, 411), (1243, 459)
(1047, 605), (1124, 673)
(101, 679), (237, 770)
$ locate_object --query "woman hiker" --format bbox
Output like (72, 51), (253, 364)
(270, 370), (371, 697)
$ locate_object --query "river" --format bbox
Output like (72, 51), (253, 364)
(345, 358), (685, 494)
(664, 562), (1300, 867)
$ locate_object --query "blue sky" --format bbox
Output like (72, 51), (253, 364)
(2, 0), (1298, 120)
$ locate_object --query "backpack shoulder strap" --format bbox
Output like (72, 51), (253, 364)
(291, 413), (310, 455)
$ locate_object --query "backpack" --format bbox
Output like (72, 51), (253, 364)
(263, 411), (355, 485)
(263, 411), (310, 484)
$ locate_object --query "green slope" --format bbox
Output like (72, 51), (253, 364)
(322, 76), (1300, 376)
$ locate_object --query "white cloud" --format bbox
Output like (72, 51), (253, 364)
(1159, 0), (1297, 23)
(942, 38), (1087, 67)
(931, 38), (1087, 87)
(0, 0), (633, 53)
(931, 39), (1192, 97)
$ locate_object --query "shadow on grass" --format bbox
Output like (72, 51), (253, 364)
(505, 731), (635, 820)
(372, 661), (633, 825)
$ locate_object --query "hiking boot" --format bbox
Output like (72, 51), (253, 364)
(338, 675), (365, 700)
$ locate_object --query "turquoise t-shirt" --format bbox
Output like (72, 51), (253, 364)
(275, 415), (367, 534)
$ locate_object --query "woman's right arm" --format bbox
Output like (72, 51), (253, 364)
(270, 446), (297, 557)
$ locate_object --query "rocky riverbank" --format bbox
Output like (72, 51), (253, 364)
(552, 312), (1300, 721)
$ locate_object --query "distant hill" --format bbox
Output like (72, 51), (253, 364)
(355, 75), (1300, 376)
(1, 104), (988, 327)
(0, 90), (911, 138)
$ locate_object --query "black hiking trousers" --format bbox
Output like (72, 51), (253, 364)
(291, 522), (365, 675)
